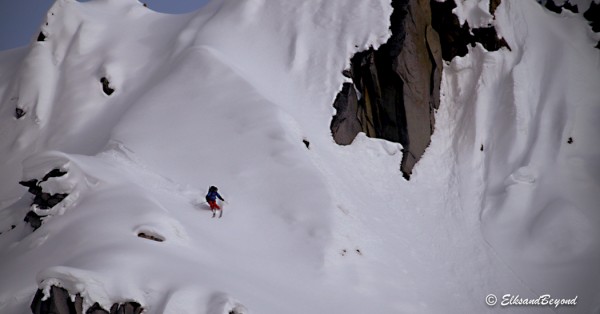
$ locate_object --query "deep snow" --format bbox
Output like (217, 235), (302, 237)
(0, 0), (599, 313)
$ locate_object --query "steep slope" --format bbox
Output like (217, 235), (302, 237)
(0, 0), (394, 313)
(0, 0), (599, 313)
(446, 0), (600, 311)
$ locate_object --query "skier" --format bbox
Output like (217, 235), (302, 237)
(205, 186), (225, 218)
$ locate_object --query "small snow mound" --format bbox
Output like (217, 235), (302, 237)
(207, 292), (249, 314)
(509, 166), (536, 184)
(133, 214), (189, 244)
(21, 151), (98, 219)
(37, 266), (112, 312)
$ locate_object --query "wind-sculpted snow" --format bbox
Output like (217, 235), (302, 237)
(0, 0), (391, 313)
(1, 0), (599, 313)
(445, 0), (600, 311)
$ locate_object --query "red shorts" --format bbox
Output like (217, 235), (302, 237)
(208, 200), (220, 210)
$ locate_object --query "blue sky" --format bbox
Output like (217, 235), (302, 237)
(0, 0), (209, 51)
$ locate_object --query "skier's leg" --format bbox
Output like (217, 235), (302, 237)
(209, 201), (217, 217)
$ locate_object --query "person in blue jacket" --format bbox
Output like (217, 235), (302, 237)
(206, 186), (225, 217)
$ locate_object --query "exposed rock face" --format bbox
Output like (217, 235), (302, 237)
(31, 286), (82, 314)
(19, 169), (68, 231)
(331, 0), (509, 179)
(430, 0), (509, 62)
(330, 83), (362, 145)
(31, 286), (143, 314)
(331, 0), (442, 179)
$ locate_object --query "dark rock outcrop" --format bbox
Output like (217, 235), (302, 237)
(24, 211), (43, 230)
(31, 286), (143, 314)
(37, 32), (47, 42)
(489, 0), (502, 15)
(540, 0), (579, 14)
(31, 286), (82, 314)
(584, 2), (600, 48)
(330, 83), (362, 145)
(430, 0), (509, 62)
(15, 107), (26, 119)
(331, 0), (510, 179)
(137, 232), (165, 242)
(19, 169), (68, 231)
(585, 2), (600, 32)
(331, 0), (442, 179)
(100, 77), (115, 95)
(302, 139), (310, 149)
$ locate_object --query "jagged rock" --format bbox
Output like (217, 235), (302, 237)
(331, 0), (442, 178)
(585, 2), (600, 32)
(430, 0), (509, 62)
(430, 0), (472, 61)
(302, 139), (310, 149)
(584, 1), (600, 49)
(87, 303), (109, 314)
(395, 0), (442, 176)
(47, 194), (68, 207)
(331, 0), (509, 178)
(100, 77), (115, 95)
(42, 169), (67, 181)
(15, 107), (26, 119)
(31, 286), (83, 314)
(30, 286), (143, 314)
(330, 83), (362, 145)
(471, 27), (509, 52)
(561, 1), (578, 13)
(24, 211), (43, 230)
(19, 168), (69, 230)
(489, 0), (502, 15)
(20, 179), (41, 194)
(540, 0), (579, 14)
(109, 302), (143, 314)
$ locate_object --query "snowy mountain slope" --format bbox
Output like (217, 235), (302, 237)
(0, 0), (599, 313)
(446, 0), (600, 310)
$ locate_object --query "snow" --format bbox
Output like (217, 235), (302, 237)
(1, 0), (599, 313)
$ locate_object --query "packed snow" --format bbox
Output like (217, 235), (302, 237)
(0, 0), (599, 313)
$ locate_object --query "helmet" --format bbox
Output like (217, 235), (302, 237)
(209, 186), (218, 192)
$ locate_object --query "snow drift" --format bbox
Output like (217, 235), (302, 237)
(0, 0), (599, 313)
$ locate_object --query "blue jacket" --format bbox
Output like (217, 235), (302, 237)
(206, 191), (224, 202)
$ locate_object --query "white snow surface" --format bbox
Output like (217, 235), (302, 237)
(0, 0), (599, 313)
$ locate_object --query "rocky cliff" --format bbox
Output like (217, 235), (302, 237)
(31, 286), (143, 314)
(331, 0), (507, 179)
(331, 0), (441, 179)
